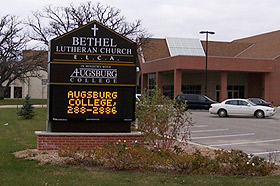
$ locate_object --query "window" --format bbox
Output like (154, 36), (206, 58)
(4, 87), (11, 98)
(216, 85), (245, 101)
(148, 73), (156, 89)
(215, 85), (220, 101)
(238, 100), (248, 106)
(14, 87), (22, 98)
(182, 85), (201, 94)
(166, 38), (205, 57)
(251, 98), (263, 104)
(198, 96), (207, 102)
(163, 85), (174, 98)
(228, 85), (244, 98)
(225, 100), (238, 105)
(186, 94), (198, 100)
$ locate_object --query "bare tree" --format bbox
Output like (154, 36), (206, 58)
(26, 2), (150, 47)
(0, 14), (46, 99)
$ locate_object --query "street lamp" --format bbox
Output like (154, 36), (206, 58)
(200, 31), (215, 96)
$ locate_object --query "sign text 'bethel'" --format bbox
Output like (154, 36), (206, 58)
(55, 37), (132, 55)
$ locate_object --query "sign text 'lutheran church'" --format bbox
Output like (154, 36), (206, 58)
(47, 20), (137, 132)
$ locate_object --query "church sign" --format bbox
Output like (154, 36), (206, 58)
(47, 20), (137, 132)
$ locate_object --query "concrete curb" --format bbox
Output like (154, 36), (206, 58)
(0, 105), (47, 108)
(187, 140), (220, 150)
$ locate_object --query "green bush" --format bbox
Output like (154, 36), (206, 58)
(214, 149), (273, 176)
(96, 141), (166, 171)
(58, 146), (97, 166)
(17, 95), (35, 119)
(134, 88), (194, 150)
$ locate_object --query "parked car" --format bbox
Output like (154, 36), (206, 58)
(247, 98), (272, 107)
(175, 94), (216, 110)
(209, 98), (276, 118)
(136, 94), (142, 101)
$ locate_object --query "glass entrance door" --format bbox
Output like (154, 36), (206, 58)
(227, 85), (244, 99)
(216, 85), (245, 100)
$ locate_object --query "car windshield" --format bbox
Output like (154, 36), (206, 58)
(259, 99), (267, 104)
(204, 95), (215, 102)
(247, 99), (257, 106)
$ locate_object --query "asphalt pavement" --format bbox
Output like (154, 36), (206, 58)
(189, 107), (280, 161)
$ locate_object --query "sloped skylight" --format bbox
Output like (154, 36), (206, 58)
(166, 37), (205, 57)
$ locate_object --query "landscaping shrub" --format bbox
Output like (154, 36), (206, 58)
(94, 141), (157, 170)
(58, 146), (96, 166)
(214, 149), (273, 176)
(58, 143), (275, 176)
(134, 88), (194, 150)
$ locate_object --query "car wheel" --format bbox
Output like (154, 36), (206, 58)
(218, 109), (227, 117)
(255, 110), (264, 118)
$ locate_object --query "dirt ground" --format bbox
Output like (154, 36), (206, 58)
(13, 144), (280, 176)
(14, 143), (216, 165)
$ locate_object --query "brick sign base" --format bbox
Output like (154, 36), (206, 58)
(35, 131), (144, 151)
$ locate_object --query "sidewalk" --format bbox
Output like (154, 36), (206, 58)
(0, 105), (47, 108)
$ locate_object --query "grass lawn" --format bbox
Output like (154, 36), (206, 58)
(1, 108), (280, 186)
(0, 99), (47, 105)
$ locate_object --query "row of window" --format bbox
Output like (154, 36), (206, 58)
(163, 85), (202, 98)
(147, 84), (245, 100)
(216, 85), (245, 100)
(225, 100), (248, 106)
(4, 87), (22, 98)
(147, 73), (246, 98)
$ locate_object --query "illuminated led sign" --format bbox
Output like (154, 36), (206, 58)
(47, 20), (137, 132)
(49, 86), (134, 122)
(67, 90), (118, 116)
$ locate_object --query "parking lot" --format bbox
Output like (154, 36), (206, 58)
(189, 108), (280, 161)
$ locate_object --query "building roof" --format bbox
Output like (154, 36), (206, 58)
(140, 30), (280, 62)
(166, 37), (205, 57)
(233, 30), (280, 59)
(140, 38), (170, 62)
(201, 41), (253, 58)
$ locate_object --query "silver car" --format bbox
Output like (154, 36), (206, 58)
(209, 98), (276, 118)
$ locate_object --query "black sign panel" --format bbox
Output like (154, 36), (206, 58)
(49, 21), (137, 63)
(47, 20), (137, 132)
(49, 85), (135, 122)
(50, 63), (136, 85)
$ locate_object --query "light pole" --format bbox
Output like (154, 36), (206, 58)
(200, 31), (215, 96)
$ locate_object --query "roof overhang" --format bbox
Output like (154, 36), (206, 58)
(140, 55), (275, 74)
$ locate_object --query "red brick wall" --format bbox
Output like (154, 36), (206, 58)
(35, 131), (144, 151)
(248, 73), (263, 98)
(140, 55), (280, 105)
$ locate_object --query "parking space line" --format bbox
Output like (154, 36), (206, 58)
(192, 125), (208, 128)
(209, 138), (280, 147)
(192, 133), (255, 140)
(252, 150), (280, 155)
(192, 129), (229, 133)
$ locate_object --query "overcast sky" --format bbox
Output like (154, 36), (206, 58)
(1, 0), (280, 42)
